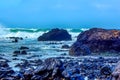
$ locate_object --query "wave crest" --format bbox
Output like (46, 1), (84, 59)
(0, 28), (88, 39)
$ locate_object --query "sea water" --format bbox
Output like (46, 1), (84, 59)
(0, 27), (92, 80)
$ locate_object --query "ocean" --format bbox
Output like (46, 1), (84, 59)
(0, 27), (88, 70)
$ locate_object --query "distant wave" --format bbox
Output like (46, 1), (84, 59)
(9, 28), (88, 33)
(0, 27), (89, 39)
(68, 28), (89, 32)
(10, 28), (50, 33)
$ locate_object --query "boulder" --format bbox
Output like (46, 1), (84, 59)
(112, 61), (120, 80)
(100, 65), (112, 76)
(69, 28), (120, 56)
(13, 51), (20, 55)
(44, 58), (63, 70)
(38, 28), (72, 41)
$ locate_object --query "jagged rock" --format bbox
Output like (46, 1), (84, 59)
(31, 75), (42, 80)
(24, 70), (33, 80)
(45, 58), (63, 70)
(34, 64), (47, 75)
(112, 61), (120, 80)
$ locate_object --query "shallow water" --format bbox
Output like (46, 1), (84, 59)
(0, 37), (75, 71)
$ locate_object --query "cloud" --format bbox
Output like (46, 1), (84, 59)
(94, 3), (111, 10)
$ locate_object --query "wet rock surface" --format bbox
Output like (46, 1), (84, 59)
(0, 56), (119, 80)
(112, 61), (120, 80)
(70, 28), (120, 56)
(0, 59), (15, 79)
(38, 28), (72, 41)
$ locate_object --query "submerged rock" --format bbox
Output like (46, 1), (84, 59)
(21, 50), (27, 54)
(38, 28), (72, 41)
(13, 50), (27, 55)
(12, 38), (18, 43)
(69, 28), (120, 56)
(13, 51), (20, 54)
(61, 44), (70, 49)
(8, 37), (23, 43)
(19, 46), (29, 50)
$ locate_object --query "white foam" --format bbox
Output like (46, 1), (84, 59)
(0, 27), (84, 39)
(4, 31), (44, 39)
(81, 28), (89, 31)
(0, 27), (45, 39)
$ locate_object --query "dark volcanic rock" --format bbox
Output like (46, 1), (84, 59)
(27, 58), (65, 80)
(38, 28), (72, 41)
(31, 75), (42, 80)
(19, 46), (29, 50)
(61, 44), (70, 49)
(69, 28), (120, 56)
(21, 50), (27, 54)
(0, 60), (9, 67)
(0, 56), (119, 80)
(45, 58), (63, 70)
(13, 50), (27, 55)
(8, 37), (23, 43)
(12, 38), (18, 43)
(0, 60), (15, 79)
(13, 50), (20, 55)
(8, 37), (23, 40)
(100, 65), (112, 76)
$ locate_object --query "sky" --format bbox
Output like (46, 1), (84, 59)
(0, 0), (120, 29)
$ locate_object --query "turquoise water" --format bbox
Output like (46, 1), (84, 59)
(9, 28), (88, 33)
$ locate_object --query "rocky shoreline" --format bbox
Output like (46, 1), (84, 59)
(1, 28), (120, 80)
(0, 56), (120, 80)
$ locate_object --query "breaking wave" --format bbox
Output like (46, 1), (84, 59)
(0, 25), (88, 39)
